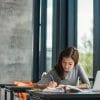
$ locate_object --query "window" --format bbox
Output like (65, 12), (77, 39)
(46, 0), (53, 72)
(77, 0), (93, 77)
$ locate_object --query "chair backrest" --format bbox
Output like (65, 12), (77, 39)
(41, 72), (47, 78)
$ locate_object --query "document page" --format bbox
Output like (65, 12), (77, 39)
(65, 85), (84, 92)
(42, 87), (64, 92)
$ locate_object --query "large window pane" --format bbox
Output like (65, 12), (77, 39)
(77, 0), (93, 77)
(46, 0), (53, 72)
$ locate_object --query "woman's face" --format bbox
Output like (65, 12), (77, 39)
(62, 57), (75, 72)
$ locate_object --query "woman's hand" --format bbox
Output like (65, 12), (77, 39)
(76, 83), (89, 89)
(48, 81), (57, 88)
(57, 84), (70, 92)
(57, 84), (65, 88)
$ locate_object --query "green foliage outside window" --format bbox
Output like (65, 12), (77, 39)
(79, 40), (93, 77)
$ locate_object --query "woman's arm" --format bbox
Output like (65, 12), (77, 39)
(78, 65), (91, 88)
(36, 70), (58, 88)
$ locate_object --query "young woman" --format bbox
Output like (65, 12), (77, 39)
(36, 47), (90, 89)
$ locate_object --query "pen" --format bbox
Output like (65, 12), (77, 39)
(50, 74), (54, 81)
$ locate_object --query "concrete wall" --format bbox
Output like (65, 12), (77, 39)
(0, 0), (33, 83)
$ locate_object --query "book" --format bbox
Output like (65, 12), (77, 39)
(42, 87), (64, 92)
(42, 85), (84, 93)
(65, 85), (84, 92)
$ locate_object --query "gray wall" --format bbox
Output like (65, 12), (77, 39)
(0, 0), (33, 83)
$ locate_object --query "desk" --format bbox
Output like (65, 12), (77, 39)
(5, 86), (32, 100)
(27, 90), (100, 100)
(0, 84), (16, 100)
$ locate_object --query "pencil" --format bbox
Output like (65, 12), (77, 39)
(50, 74), (54, 81)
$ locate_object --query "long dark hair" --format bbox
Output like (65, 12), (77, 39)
(54, 47), (79, 79)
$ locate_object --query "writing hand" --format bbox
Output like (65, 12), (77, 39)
(48, 81), (57, 88)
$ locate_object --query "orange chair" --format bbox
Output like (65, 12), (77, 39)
(13, 81), (36, 100)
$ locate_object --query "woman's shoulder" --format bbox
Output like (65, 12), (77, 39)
(47, 68), (60, 78)
(75, 64), (83, 70)
(48, 68), (57, 74)
(75, 64), (85, 73)
(75, 64), (82, 68)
